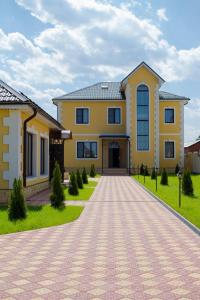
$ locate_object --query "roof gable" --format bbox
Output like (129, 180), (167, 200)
(121, 61), (165, 87)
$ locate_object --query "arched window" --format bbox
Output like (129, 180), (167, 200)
(137, 84), (149, 151)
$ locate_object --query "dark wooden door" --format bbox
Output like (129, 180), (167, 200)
(49, 142), (64, 180)
(109, 148), (120, 168)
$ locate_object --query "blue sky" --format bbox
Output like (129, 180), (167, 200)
(0, 0), (200, 142)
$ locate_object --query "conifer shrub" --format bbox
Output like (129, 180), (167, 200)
(82, 167), (88, 184)
(90, 164), (96, 178)
(140, 163), (144, 175)
(76, 169), (83, 189)
(8, 178), (27, 221)
(151, 167), (156, 180)
(50, 162), (65, 208)
(68, 172), (79, 195)
(160, 168), (168, 185)
(175, 164), (180, 175)
(144, 165), (149, 176)
(182, 171), (194, 196)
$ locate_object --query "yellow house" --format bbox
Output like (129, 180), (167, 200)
(52, 62), (190, 174)
(0, 80), (69, 203)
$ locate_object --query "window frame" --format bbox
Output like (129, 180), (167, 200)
(107, 107), (122, 125)
(164, 140), (175, 159)
(75, 107), (90, 125)
(26, 132), (33, 177)
(76, 141), (98, 159)
(136, 84), (150, 152)
(164, 107), (175, 124)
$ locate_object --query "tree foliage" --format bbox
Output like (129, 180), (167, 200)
(160, 168), (168, 185)
(82, 168), (88, 184)
(68, 172), (79, 195)
(50, 162), (65, 208)
(182, 171), (194, 196)
(8, 178), (27, 221)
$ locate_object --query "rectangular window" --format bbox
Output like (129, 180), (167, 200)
(26, 132), (33, 176)
(76, 108), (89, 124)
(108, 108), (121, 124)
(77, 142), (97, 159)
(165, 108), (174, 123)
(165, 141), (175, 158)
(40, 138), (45, 175)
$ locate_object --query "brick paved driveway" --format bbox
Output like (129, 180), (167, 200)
(0, 176), (200, 299)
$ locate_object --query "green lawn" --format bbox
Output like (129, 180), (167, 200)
(64, 180), (98, 201)
(0, 205), (84, 235)
(133, 174), (200, 229)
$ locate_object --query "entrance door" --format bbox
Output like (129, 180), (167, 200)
(109, 142), (120, 168)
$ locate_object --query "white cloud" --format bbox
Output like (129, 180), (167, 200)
(156, 8), (168, 22)
(0, 0), (198, 133)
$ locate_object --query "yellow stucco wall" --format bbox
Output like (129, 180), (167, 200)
(0, 110), (9, 189)
(21, 112), (50, 187)
(127, 65), (159, 168)
(59, 66), (184, 172)
(159, 101), (182, 169)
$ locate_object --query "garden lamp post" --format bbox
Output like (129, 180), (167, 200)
(177, 171), (182, 208)
(155, 167), (158, 192)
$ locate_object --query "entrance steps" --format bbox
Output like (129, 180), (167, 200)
(102, 168), (129, 175)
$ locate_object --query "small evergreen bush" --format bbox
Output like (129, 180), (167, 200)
(140, 163), (144, 175)
(175, 164), (180, 175)
(151, 167), (156, 180)
(144, 165), (149, 176)
(82, 168), (88, 184)
(160, 168), (168, 185)
(76, 169), (83, 189)
(8, 178), (27, 221)
(50, 162), (65, 208)
(90, 164), (96, 178)
(68, 172), (79, 195)
(182, 171), (194, 196)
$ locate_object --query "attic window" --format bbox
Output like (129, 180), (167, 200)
(101, 85), (108, 89)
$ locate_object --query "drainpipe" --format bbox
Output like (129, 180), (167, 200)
(23, 108), (37, 187)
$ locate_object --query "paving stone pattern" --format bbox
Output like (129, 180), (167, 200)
(0, 176), (200, 299)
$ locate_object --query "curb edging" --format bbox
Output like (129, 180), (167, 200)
(132, 177), (200, 237)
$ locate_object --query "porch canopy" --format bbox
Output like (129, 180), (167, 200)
(99, 134), (130, 173)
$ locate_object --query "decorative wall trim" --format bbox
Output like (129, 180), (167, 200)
(3, 111), (22, 188)
(154, 84), (160, 168)
(160, 133), (180, 136)
(180, 102), (184, 168)
(125, 84), (132, 167)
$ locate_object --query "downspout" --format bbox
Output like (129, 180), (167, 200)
(23, 108), (37, 187)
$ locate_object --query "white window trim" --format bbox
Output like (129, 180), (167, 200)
(26, 129), (38, 179)
(75, 107), (90, 125)
(107, 107), (122, 125)
(40, 133), (49, 176)
(164, 140), (176, 160)
(76, 140), (98, 160)
(164, 107), (175, 125)
(135, 82), (151, 152)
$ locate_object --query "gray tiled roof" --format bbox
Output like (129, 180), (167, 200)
(53, 81), (190, 101)
(53, 82), (124, 100)
(0, 79), (64, 129)
(159, 91), (190, 101)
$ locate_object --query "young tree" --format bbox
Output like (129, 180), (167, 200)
(8, 178), (27, 221)
(140, 163), (144, 175)
(175, 164), (180, 175)
(144, 165), (149, 176)
(76, 169), (83, 189)
(151, 167), (156, 180)
(82, 168), (88, 184)
(68, 172), (79, 195)
(90, 164), (96, 178)
(160, 168), (168, 185)
(182, 171), (194, 196)
(50, 162), (65, 208)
